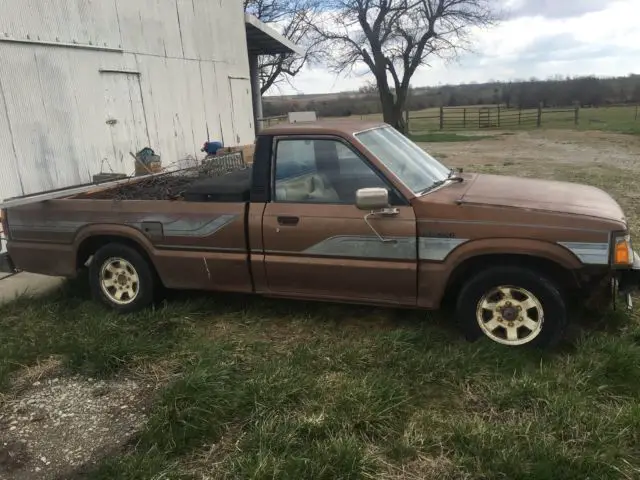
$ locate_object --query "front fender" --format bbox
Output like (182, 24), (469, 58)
(444, 238), (584, 271)
(417, 237), (584, 309)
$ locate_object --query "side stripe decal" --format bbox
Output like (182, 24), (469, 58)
(558, 241), (609, 265)
(299, 235), (470, 261)
(419, 238), (468, 261)
(303, 235), (416, 260)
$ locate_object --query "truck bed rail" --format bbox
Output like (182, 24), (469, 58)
(0, 152), (247, 209)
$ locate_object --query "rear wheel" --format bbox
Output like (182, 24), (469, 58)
(456, 266), (567, 348)
(89, 244), (156, 313)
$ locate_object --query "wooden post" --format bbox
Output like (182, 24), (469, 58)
(518, 109), (522, 125)
(439, 106), (444, 130)
(574, 105), (580, 126)
(405, 109), (410, 133)
(463, 108), (467, 128)
(635, 105), (638, 121)
(537, 102), (542, 127)
(497, 105), (501, 127)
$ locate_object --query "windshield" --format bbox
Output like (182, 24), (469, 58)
(355, 126), (450, 194)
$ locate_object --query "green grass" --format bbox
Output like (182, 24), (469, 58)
(3, 289), (640, 479)
(409, 133), (494, 143)
(3, 147), (640, 478)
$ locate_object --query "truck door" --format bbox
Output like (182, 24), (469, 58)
(262, 136), (417, 305)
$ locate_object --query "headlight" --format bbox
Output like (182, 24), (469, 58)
(614, 234), (633, 266)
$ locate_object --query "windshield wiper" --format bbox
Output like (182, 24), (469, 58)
(419, 179), (447, 195)
(419, 169), (464, 195)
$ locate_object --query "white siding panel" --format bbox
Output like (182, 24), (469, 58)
(101, 72), (150, 172)
(214, 63), (236, 147)
(137, 56), (219, 168)
(71, 51), (130, 179)
(198, 61), (223, 145)
(0, 45), (63, 194)
(176, 0), (198, 59)
(229, 77), (254, 145)
(0, 0), (121, 48)
(135, 55), (161, 157)
(0, 43), (140, 199)
(182, 60), (207, 162)
(116, 0), (184, 58)
(0, 73), (24, 201)
(137, 56), (183, 166)
(186, 0), (248, 63)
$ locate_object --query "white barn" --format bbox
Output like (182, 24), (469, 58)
(0, 0), (300, 202)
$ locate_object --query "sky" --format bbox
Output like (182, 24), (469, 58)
(272, 0), (640, 96)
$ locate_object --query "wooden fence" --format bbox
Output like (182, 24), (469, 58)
(408, 105), (580, 131)
(263, 104), (640, 133)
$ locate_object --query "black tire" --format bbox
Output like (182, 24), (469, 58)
(89, 243), (156, 313)
(456, 266), (567, 349)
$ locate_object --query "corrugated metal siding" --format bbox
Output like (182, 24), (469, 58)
(229, 77), (255, 145)
(0, 44), (83, 195)
(135, 54), (233, 169)
(0, 65), (24, 200)
(0, 0), (254, 201)
(199, 60), (224, 146)
(116, 0), (184, 58)
(0, 0), (122, 48)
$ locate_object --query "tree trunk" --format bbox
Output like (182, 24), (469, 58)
(379, 89), (407, 133)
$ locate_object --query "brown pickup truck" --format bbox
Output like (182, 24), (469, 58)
(1, 120), (639, 348)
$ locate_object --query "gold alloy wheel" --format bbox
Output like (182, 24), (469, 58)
(99, 257), (140, 305)
(476, 285), (544, 346)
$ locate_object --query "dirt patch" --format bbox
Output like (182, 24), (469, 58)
(0, 374), (152, 480)
(421, 129), (640, 173)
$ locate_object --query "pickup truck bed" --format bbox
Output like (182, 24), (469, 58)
(1, 152), (253, 285)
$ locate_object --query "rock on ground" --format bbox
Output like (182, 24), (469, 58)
(0, 375), (151, 480)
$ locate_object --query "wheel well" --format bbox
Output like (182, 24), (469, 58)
(76, 235), (153, 271)
(442, 254), (578, 306)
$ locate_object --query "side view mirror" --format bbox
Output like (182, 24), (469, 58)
(356, 188), (389, 211)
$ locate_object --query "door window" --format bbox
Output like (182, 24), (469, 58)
(274, 138), (390, 204)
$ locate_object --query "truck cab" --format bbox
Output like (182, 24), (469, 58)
(2, 120), (639, 349)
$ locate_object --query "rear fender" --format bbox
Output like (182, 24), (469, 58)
(73, 224), (156, 266)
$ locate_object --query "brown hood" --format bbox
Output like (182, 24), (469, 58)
(459, 174), (626, 223)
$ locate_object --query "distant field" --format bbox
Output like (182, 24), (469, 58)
(353, 104), (640, 135)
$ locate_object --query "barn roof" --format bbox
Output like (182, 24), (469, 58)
(244, 14), (305, 56)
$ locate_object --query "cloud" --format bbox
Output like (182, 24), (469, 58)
(504, 0), (609, 19)
(272, 0), (640, 95)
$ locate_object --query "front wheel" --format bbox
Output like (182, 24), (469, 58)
(89, 244), (156, 313)
(456, 266), (567, 348)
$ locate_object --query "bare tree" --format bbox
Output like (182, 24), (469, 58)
(311, 0), (497, 131)
(244, 0), (321, 94)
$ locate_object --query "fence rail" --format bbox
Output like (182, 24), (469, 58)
(408, 104), (582, 132)
(265, 103), (639, 133)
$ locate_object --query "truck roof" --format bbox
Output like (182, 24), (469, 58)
(260, 119), (387, 137)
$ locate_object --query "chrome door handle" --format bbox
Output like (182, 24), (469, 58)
(277, 216), (299, 226)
